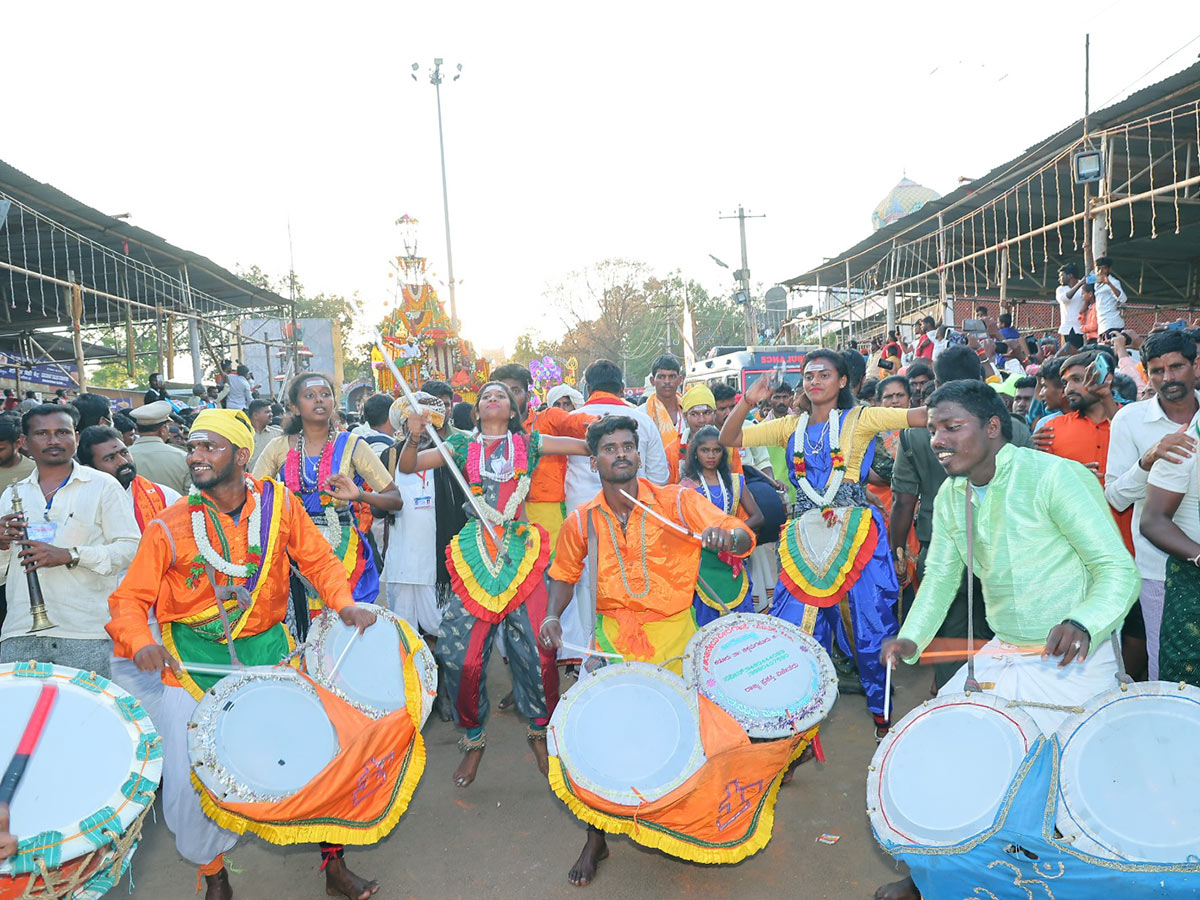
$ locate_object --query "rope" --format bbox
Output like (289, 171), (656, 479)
(1006, 699), (1085, 715)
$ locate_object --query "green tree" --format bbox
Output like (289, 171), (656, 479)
(510, 331), (561, 366)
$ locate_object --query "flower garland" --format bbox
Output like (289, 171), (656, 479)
(466, 433), (531, 524)
(187, 476), (263, 585)
(317, 503), (342, 546)
(284, 434), (335, 495)
(791, 410), (846, 507)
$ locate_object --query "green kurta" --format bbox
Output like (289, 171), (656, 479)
(897, 444), (1139, 662)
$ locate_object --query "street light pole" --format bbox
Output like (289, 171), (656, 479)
(419, 58), (462, 330)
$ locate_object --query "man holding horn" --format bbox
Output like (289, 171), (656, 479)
(107, 409), (382, 900)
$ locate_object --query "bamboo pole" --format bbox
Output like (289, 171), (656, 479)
(70, 282), (86, 392)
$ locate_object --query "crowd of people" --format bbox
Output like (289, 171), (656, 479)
(0, 256), (1195, 897)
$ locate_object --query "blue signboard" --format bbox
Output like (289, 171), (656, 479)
(0, 352), (79, 389)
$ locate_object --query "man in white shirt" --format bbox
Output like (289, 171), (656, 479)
(77, 424), (181, 721)
(1056, 263), (1086, 349)
(563, 360), (669, 511)
(0, 406), (140, 677)
(351, 394), (397, 452)
(377, 402), (441, 636)
(1106, 330), (1199, 679)
(1093, 255), (1126, 335)
(222, 364), (255, 411)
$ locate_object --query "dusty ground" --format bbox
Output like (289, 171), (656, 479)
(125, 656), (930, 900)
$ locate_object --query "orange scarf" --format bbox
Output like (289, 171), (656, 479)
(131, 475), (168, 532)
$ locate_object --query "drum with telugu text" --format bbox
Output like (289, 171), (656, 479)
(1054, 681), (1200, 863)
(548, 662), (706, 807)
(867, 693), (1040, 849)
(0, 662), (161, 900)
(304, 605), (437, 724)
(682, 612), (838, 738)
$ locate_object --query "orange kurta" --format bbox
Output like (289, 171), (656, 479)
(107, 476), (355, 690)
(549, 479), (754, 659)
(524, 405), (593, 503)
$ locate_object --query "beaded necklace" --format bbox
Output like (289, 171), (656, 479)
(598, 507), (651, 598)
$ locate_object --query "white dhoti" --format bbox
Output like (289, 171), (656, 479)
(939, 635), (1120, 735)
(749, 542), (778, 613)
(109, 657), (165, 729)
(556, 562), (592, 663)
(160, 685), (238, 867)
(384, 582), (443, 635)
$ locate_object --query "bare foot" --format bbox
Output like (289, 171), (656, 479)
(874, 875), (920, 899)
(454, 746), (485, 788)
(529, 736), (550, 777)
(780, 743), (816, 785)
(498, 690), (515, 711)
(324, 856), (379, 899)
(204, 868), (233, 900)
(567, 830), (609, 887)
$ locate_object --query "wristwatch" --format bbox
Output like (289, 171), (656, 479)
(66, 547), (80, 570)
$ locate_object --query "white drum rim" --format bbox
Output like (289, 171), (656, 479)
(549, 661), (705, 806)
(187, 668), (338, 804)
(867, 692), (1040, 849)
(682, 612), (839, 738)
(304, 606), (438, 725)
(1054, 680), (1200, 863)
(0, 662), (162, 876)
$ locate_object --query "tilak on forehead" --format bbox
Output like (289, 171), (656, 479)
(805, 360), (832, 371)
(302, 377), (328, 389)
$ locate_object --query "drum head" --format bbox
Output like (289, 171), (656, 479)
(548, 662), (705, 806)
(867, 693), (1040, 848)
(683, 612), (838, 738)
(189, 670), (338, 803)
(304, 606), (437, 723)
(1055, 681), (1200, 862)
(0, 663), (161, 875)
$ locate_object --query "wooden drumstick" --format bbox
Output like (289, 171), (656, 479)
(327, 629), (361, 681)
(0, 683), (58, 808)
(883, 660), (892, 725)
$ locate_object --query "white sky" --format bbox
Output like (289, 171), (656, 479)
(5, 1), (1198, 357)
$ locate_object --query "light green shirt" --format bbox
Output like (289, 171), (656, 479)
(897, 444), (1139, 661)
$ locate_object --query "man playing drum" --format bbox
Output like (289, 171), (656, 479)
(876, 380), (1140, 900)
(106, 409), (381, 900)
(541, 415), (756, 886)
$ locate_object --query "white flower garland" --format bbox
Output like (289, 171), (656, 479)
(190, 477), (263, 578)
(478, 474), (531, 525)
(791, 411), (845, 507)
(317, 503), (342, 546)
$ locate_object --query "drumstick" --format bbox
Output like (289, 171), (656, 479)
(559, 640), (624, 661)
(917, 646), (1040, 664)
(618, 490), (699, 540)
(0, 683), (58, 807)
(176, 662), (281, 677)
(883, 660), (892, 724)
(327, 629), (361, 681)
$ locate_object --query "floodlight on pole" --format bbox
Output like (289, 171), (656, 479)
(414, 58), (462, 330)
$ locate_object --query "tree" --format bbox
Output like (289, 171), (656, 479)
(510, 331), (561, 366)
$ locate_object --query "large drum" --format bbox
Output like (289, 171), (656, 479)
(682, 612), (838, 738)
(188, 668), (337, 804)
(548, 662), (705, 806)
(1055, 681), (1200, 863)
(304, 606), (437, 724)
(0, 662), (161, 900)
(867, 693), (1040, 848)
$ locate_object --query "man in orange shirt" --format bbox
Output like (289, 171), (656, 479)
(644, 354), (684, 482)
(542, 415), (754, 886)
(106, 410), (381, 900)
(1036, 349), (1135, 554)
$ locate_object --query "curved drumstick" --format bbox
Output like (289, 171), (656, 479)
(559, 640), (623, 661)
(618, 490), (699, 540)
(883, 660), (892, 725)
(0, 683), (58, 808)
(327, 628), (361, 681)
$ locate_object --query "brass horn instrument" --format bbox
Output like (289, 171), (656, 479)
(9, 490), (54, 633)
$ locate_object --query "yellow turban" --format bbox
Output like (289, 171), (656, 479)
(681, 384), (715, 412)
(190, 409), (255, 451)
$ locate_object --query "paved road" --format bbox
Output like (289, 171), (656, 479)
(127, 655), (930, 900)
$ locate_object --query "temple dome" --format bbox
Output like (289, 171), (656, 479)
(872, 177), (941, 231)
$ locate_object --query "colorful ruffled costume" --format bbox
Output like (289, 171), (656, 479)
(436, 430), (559, 747)
(742, 405), (910, 724)
(690, 474), (754, 626)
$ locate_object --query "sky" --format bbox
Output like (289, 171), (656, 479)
(5, 1), (1198, 358)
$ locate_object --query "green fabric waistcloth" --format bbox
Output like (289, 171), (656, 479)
(1162, 557), (1200, 687)
(165, 621), (291, 694)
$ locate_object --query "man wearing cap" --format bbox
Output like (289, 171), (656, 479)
(128, 400), (191, 495)
(679, 384), (716, 460)
(108, 409), (382, 900)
